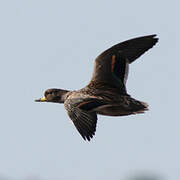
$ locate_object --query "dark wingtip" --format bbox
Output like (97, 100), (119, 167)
(148, 34), (159, 43)
(142, 34), (158, 39)
(152, 35), (159, 48)
(81, 133), (94, 142)
(147, 34), (157, 37)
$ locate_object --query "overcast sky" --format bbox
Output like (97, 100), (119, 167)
(0, 0), (179, 180)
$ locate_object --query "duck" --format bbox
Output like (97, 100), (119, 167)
(35, 34), (158, 141)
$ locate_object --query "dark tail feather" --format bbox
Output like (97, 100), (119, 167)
(131, 100), (149, 114)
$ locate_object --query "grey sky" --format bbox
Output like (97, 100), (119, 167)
(0, 0), (179, 179)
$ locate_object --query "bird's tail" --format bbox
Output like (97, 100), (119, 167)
(130, 99), (149, 114)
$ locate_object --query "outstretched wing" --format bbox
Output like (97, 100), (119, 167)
(64, 98), (106, 141)
(88, 35), (158, 92)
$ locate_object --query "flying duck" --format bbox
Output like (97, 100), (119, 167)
(35, 34), (158, 141)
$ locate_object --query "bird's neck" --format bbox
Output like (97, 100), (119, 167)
(57, 89), (71, 103)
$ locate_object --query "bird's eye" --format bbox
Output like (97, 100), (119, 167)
(45, 91), (51, 97)
(49, 91), (54, 95)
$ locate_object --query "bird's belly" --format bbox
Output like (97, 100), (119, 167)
(95, 105), (133, 116)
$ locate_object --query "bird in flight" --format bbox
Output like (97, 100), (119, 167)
(35, 35), (158, 141)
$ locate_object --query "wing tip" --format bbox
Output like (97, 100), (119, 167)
(82, 128), (96, 141)
(74, 113), (97, 142)
(77, 126), (96, 142)
(146, 34), (159, 44)
(81, 132), (95, 142)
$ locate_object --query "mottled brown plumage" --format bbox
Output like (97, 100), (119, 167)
(35, 35), (158, 141)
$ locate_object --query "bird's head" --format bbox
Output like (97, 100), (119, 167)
(35, 88), (69, 103)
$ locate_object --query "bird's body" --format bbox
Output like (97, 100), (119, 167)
(66, 85), (148, 116)
(35, 35), (158, 141)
